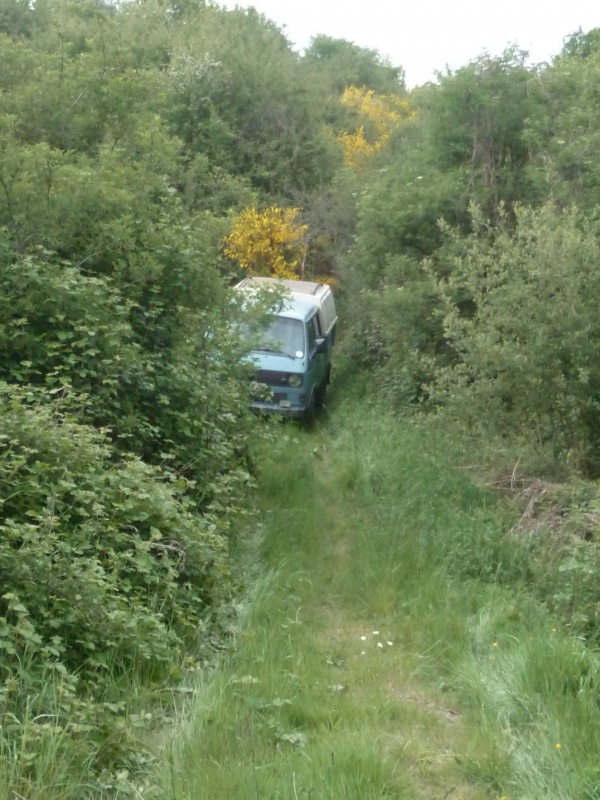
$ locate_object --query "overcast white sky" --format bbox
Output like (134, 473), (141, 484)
(219, 0), (600, 87)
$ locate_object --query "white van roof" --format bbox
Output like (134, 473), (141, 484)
(235, 277), (338, 337)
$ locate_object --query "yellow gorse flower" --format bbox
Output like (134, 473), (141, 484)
(337, 85), (415, 170)
(223, 206), (308, 279)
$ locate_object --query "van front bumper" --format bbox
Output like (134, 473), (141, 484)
(251, 394), (309, 419)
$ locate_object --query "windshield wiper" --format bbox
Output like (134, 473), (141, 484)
(253, 346), (297, 359)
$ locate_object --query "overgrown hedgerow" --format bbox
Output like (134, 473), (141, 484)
(0, 382), (233, 776)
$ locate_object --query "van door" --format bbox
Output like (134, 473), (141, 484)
(306, 313), (327, 402)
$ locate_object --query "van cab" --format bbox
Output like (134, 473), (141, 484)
(235, 277), (337, 420)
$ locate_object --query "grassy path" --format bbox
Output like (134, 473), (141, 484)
(158, 403), (600, 799)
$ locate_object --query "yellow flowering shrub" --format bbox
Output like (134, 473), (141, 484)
(223, 206), (308, 279)
(338, 86), (414, 170)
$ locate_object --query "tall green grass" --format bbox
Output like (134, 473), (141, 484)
(157, 401), (600, 799)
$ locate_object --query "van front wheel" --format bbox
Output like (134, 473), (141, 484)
(314, 380), (327, 409)
(302, 393), (316, 424)
(315, 368), (330, 409)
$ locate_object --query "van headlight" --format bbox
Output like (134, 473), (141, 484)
(287, 373), (302, 388)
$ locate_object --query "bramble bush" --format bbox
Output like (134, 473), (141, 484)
(0, 382), (231, 678)
(0, 243), (259, 515)
(0, 382), (235, 774)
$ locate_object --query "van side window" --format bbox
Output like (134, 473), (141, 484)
(307, 315), (318, 354)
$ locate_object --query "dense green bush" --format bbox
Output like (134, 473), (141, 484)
(0, 382), (240, 780)
(0, 243), (258, 511)
(337, 276), (446, 406)
(0, 252), (139, 415)
(431, 203), (600, 473)
(0, 383), (230, 676)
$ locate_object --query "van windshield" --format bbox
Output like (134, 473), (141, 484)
(253, 316), (305, 358)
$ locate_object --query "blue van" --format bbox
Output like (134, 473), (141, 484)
(236, 277), (337, 420)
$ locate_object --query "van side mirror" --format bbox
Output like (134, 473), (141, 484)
(315, 337), (326, 354)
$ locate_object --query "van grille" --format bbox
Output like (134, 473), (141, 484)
(254, 370), (291, 386)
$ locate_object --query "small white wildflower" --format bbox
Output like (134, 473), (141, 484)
(360, 635), (367, 641)
(377, 642), (383, 649)
(373, 630), (379, 635)
(387, 641), (393, 646)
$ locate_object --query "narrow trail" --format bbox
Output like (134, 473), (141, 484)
(162, 407), (503, 799)
(295, 429), (491, 800)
